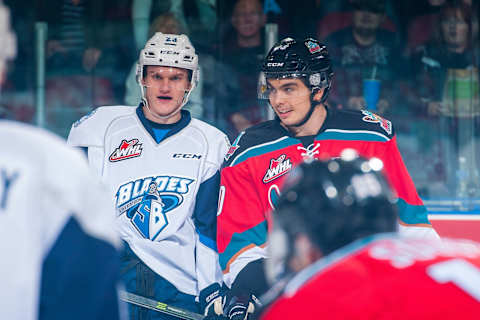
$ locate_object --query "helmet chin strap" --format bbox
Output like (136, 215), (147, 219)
(283, 90), (322, 129)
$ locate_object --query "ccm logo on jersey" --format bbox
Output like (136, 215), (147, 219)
(109, 139), (143, 162)
(263, 154), (292, 183)
(173, 153), (202, 159)
(267, 62), (284, 67)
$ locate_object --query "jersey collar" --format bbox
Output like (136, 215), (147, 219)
(136, 105), (191, 144)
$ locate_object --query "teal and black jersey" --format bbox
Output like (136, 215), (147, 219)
(218, 107), (439, 288)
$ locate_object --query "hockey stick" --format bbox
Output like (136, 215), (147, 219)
(119, 290), (205, 320)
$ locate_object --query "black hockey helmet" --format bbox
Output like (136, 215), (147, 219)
(258, 37), (333, 104)
(273, 150), (397, 258)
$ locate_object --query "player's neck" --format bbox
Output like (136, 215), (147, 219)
(288, 105), (327, 137)
(143, 105), (182, 124)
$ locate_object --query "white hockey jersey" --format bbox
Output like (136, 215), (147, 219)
(68, 106), (229, 296)
(0, 120), (121, 320)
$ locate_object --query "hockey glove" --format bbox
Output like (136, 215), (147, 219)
(200, 283), (225, 318)
(225, 294), (260, 320)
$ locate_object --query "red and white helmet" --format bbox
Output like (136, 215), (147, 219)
(136, 32), (199, 114)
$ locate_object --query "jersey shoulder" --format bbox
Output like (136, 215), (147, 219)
(1, 120), (81, 163)
(0, 120), (119, 247)
(67, 105), (137, 147)
(190, 118), (228, 142)
(224, 120), (290, 166)
(326, 108), (395, 140)
(190, 118), (230, 164)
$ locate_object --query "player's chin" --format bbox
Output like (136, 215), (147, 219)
(278, 114), (297, 126)
(151, 103), (177, 113)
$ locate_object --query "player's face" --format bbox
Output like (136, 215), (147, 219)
(143, 66), (191, 120)
(267, 78), (313, 127)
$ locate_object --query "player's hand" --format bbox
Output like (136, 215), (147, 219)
(225, 295), (259, 320)
(226, 302), (253, 320)
(200, 283), (225, 318)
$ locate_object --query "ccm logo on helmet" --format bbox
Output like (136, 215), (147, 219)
(173, 153), (202, 159)
(267, 62), (284, 67)
(159, 50), (180, 55)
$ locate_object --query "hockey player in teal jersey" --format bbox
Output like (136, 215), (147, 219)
(217, 37), (440, 319)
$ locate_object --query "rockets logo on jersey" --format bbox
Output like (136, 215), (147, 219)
(109, 139), (143, 162)
(263, 154), (292, 183)
(115, 175), (194, 240)
(225, 131), (245, 161)
(361, 110), (392, 135)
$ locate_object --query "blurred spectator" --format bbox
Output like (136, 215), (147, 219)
(407, 0), (476, 54)
(406, 0), (446, 54)
(0, 1), (36, 123)
(124, 12), (204, 118)
(412, 1), (479, 117)
(216, 0), (267, 138)
(3, 1), (35, 91)
(132, 0), (171, 51)
(132, 0), (217, 53)
(37, 0), (111, 137)
(39, 0), (106, 76)
(325, 0), (406, 114)
(411, 1), (480, 197)
(317, 0), (399, 41)
(37, 0), (135, 137)
(101, 0), (137, 102)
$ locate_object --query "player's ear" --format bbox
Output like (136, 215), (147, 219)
(313, 88), (325, 102)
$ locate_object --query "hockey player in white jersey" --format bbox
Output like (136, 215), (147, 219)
(0, 2), (123, 319)
(0, 122), (123, 320)
(68, 32), (229, 319)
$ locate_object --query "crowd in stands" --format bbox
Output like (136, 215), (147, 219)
(1, 0), (479, 197)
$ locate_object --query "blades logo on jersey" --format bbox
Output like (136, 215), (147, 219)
(109, 139), (143, 162)
(361, 110), (392, 135)
(263, 154), (292, 183)
(115, 175), (194, 241)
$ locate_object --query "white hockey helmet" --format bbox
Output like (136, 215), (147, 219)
(0, 0), (17, 86)
(136, 32), (199, 114)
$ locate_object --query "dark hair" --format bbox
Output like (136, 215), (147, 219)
(351, 0), (386, 14)
(433, 2), (476, 48)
